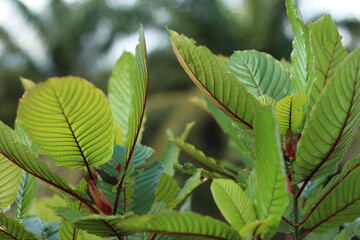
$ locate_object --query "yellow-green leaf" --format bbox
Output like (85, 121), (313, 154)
(17, 76), (114, 168)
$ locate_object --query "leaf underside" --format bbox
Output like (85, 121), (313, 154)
(0, 154), (22, 208)
(169, 29), (260, 133)
(118, 211), (242, 240)
(0, 214), (37, 240)
(226, 50), (291, 101)
(303, 156), (360, 233)
(17, 76), (114, 168)
(294, 48), (360, 183)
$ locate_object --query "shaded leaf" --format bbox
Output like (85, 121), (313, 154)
(294, 48), (360, 183)
(22, 216), (59, 240)
(308, 14), (348, 109)
(275, 93), (307, 134)
(118, 211), (242, 240)
(254, 107), (288, 239)
(302, 156), (360, 234)
(211, 179), (256, 230)
(15, 171), (37, 220)
(17, 76), (114, 168)
(226, 50), (291, 100)
(0, 214), (37, 240)
(169, 29), (260, 133)
(154, 174), (180, 209)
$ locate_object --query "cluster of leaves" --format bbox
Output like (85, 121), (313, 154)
(0, 1), (359, 240)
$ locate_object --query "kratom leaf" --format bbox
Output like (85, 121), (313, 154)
(169, 29), (260, 133)
(275, 93), (307, 134)
(293, 48), (360, 184)
(286, 0), (314, 94)
(22, 216), (59, 240)
(254, 107), (288, 239)
(333, 221), (360, 240)
(128, 161), (163, 215)
(226, 50), (291, 101)
(0, 154), (22, 209)
(302, 156), (360, 234)
(118, 211), (242, 240)
(170, 170), (203, 208)
(57, 208), (131, 238)
(0, 122), (93, 211)
(308, 14), (348, 109)
(0, 214), (37, 240)
(108, 52), (135, 142)
(154, 174), (180, 208)
(124, 25), (148, 166)
(171, 139), (235, 178)
(15, 171), (37, 220)
(17, 76), (114, 169)
(160, 122), (194, 177)
(211, 179), (256, 231)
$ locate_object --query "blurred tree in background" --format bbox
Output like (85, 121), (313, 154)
(0, 0), (359, 219)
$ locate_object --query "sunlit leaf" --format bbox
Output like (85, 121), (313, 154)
(308, 14), (348, 110)
(154, 174), (180, 209)
(17, 76), (114, 169)
(294, 48), (360, 184)
(118, 211), (242, 240)
(275, 93), (307, 134)
(226, 50), (291, 101)
(108, 52), (135, 143)
(169, 29), (260, 133)
(286, 0), (314, 94)
(211, 179), (256, 230)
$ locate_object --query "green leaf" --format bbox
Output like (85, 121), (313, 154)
(17, 76), (114, 168)
(302, 156), (360, 234)
(154, 174), (180, 209)
(286, 0), (314, 94)
(124, 25), (148, 166)
(57, 207), (131, 238)
(308, 14), (348, 110)
(22, 216), (59, 240)
(0, 214), (37, 240)
(15, 171), (37, 220)
(211, 179), (256, 231)
(169, 29), (260, 133)
(254, 107), (288, 239)
(0, 154), (22, 209)
(118, 211), (242, 240)
(170, 170), (203, 208)
(0, 122), (88, 208)
(171, 139), (235, 179)
(333, 221), (360, 240)
(108, 51), (135, 143)
(226, 50), (291, 101)
(275, 93), (307, 134)
(128, 161), (163, 215)
(293, 48), (360, 183)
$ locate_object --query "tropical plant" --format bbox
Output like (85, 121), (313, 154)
(114, 0), (360, 239)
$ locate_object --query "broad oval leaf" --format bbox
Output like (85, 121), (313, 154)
(226, 50), (291, 101)
(254, 107), (288, 239)
(302, 156), (360, 235)
(108, 52), (135, 143)
(169, 29), (260, 133)
(17, 76), (114, 168)
(118, 211), (242, 240)
(0, 154), (22, 209)
(0, 214), (37, 240)
(211, 179), (256, 231)
(308, 14), (348, 110)
(275, 93), (307, 134)
(293, 48), (360, 184)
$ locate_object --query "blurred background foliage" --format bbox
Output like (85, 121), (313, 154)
(0, 0), (359, 223)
